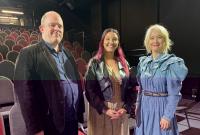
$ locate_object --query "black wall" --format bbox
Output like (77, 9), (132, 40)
(90, 0), (200, 75)
(160, 0), (200, 75)
(90, 0), (158, 66)
(120, 0), (158, 50)
(120, 0), (157, 66)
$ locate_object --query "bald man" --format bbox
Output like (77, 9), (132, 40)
(14, 11), (84, 135)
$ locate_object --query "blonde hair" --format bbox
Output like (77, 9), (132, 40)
(144, 24), (173, 54)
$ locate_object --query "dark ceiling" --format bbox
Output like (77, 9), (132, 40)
(0, 0), (91, 28)
(0, 0), (91, 11)
(0, 0), (91, 19)
(0, 0), (57, 10)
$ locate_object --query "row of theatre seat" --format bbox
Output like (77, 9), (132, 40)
(0, 26), (40, 64)
(0, 25), (28, 134)
(0, 24), (95, 78)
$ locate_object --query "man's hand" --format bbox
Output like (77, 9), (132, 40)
(35, 130), (44, 135)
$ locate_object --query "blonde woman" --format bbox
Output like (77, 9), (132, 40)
(135, 24), (188, 135)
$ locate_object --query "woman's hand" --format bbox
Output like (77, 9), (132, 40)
(117, 108), (127, 117)
(160, 118), (170, 130)
(105, 109), (120, 119)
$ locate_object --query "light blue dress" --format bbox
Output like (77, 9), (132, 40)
(135, 53), (188, 135)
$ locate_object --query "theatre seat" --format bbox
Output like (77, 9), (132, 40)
(9, 98), (26, 135)
(0, 114), (5, 135)
(0, 60), (15, 80)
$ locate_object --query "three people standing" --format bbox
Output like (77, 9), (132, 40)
(14, 10), (188, 135)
